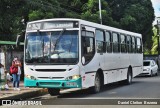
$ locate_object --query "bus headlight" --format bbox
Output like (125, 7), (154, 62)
(72, 75), (81, 80)
(66, 75), (81, 80)
(25, 74), (31, 79)
(25, 74), (36, 80)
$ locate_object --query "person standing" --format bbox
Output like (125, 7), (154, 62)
(11, 57), (22, 91)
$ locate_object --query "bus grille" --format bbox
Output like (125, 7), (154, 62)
(38, 77), (64, 79)
(35, 69), (66, 72)
(39, 82), (60, 86)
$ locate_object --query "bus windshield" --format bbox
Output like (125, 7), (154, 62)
(25, 30), (79, 64)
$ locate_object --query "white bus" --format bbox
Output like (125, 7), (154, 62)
(22, 18), (143, 95)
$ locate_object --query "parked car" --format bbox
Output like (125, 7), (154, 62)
(142, 60), (158, 77)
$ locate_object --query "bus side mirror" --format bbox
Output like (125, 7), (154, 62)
(16, 31), (25, 47)
(82, 56), (85, 64)
(16, 34), (21, 47)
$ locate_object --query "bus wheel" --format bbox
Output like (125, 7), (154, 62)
(90, 73), (101, 93)
(150, 70), (153, 77)
(155, 70), (158, 76)
(124, 68), (132, 85)
(48, 88), (60, 96)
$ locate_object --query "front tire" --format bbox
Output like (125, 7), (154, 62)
(90, 73), (101, 93)
(48, 88), (60, 96)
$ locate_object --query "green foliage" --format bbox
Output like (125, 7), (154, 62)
(0, 0), (25, 41)
(150, 26), (158, 55)
(108, 0), (155, 45)
(27, 0), (60, 21)
(144, 26), (159, 55)
(29, 11), (55, 21)
(0, 0), (155, 48)
(81, 11), (99, 23)
(81, 0), (118, 27)
(120, 15), (136, 30)
(144, 48), (151, 55)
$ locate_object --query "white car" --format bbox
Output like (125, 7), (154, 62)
(142, 60), (158, 76)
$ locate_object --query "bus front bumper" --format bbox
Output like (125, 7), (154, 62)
(24, 78), (82, 88)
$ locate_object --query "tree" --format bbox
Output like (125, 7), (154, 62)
(0, 0), (155, 48)
(57, 0), (82, 18)
(81, 0), (119, 27)
(107, 0), (155, 46)
(0, 0), (26, 41)
(26, 0), (60, 21)
(151, 26), (158, 55)
(0, 0), (61, 41)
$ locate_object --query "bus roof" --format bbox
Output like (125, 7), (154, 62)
(27, 18), (141, 37)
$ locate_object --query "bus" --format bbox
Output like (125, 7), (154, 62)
(21, 18), (143, 95)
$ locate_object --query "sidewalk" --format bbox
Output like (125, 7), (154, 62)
(0, 81), (48, 100)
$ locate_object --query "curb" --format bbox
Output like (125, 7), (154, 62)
(0, 88), (48, 100)
(0, 88), (81, 100)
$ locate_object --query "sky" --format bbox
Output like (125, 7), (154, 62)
(151, 0), (160, 24)
(151, 0), (160, 17)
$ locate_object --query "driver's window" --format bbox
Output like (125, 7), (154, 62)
(82, 31), (95, 64)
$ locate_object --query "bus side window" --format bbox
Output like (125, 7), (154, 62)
(112, 32), (120, 53)
(120, 34), (126, 53)
(82, 31), (95, 64)
(132, 36), (136, 53)
(96, 30), (105, 53)
(136, 37), (142, 53)
(105, 31), (112, 53)
(127, 35), (132, 53)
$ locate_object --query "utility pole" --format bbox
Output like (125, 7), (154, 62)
(157, 20), (160, 56)
(99, 0), (102, 24)
(157, 19), (160, 68)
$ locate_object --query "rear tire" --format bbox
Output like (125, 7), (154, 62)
(48, 88), (60, 96)
(155, 70), (158, 76)
(124, 68), (132, 85)
(150, 71), (153, 77)
(90, 73), (101, 93)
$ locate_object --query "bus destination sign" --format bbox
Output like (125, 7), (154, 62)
(43, 22), (74, 29)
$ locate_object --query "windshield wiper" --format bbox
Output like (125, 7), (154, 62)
(53, 28), (66, 52)
(69, 36), (73, 52)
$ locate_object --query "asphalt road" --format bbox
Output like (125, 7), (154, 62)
(3, 74), (160, 108)
(25, 74), (160, 105)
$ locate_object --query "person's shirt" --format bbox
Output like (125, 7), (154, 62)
(17, 66), (21, 75)
(12, 60), (22, 75)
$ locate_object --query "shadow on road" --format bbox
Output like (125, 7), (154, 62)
(135, 74), (159, 78)
(58, 80), (140, 98)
